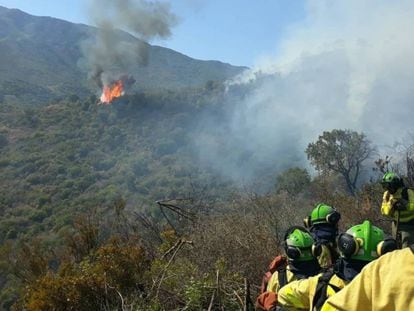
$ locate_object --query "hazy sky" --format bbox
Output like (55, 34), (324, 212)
(0, 0), (305, 67)
(2, 0), (413, 182)
(194, 0), (414, 181)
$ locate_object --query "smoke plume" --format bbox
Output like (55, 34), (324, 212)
(81, 0), (177, 87)
(196, 0), (414, 185)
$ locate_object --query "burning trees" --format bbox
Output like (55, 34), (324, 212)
(98, 75), (136, 104)
(81, 0), (177, 105)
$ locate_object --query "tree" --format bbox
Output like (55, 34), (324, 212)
(306, 129), (375, 195)
(275, 167), (311, 195)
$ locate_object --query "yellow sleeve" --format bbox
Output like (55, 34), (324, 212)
(266, 270), (295, 293)
(323, 249), (414, 311)
(266, 271), (280, 293)
(381, 191), (394, 216)
(278, 277), (317, 310)
(317, 244), (333, 269)
(321, 264), (373, 310)
(407, 189), (414, 212)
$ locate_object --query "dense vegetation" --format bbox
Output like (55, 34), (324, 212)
(0, 81), (412, 309)
(1, 6), (414, 310)
(0, 86), (238, 244)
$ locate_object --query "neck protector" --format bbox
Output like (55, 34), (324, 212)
(310, 224), (337, 244)
(289, 258), (321, 279)
(334, 258), (369, 282)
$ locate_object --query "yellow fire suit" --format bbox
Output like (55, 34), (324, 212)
(322, 247), (414, 311)
(278, 273), (346, 311)
(381, 188), (414, 247)
(317, 244), (335, 269)
(381, 188), (414, 222)
(266, 268), (297, 293)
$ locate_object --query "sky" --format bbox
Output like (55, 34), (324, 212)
(1, 0), (413, 183)
(0, 0), (306, 67)
(193, 0), (414, 181)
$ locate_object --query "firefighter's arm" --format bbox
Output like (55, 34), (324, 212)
(405, 190), (414, 212)
(266, 271), (280, 293)
(393, 199), (409, 211)
(317, 244), (333, 269)
(381, 191), (395, 216)
(277, 279), (310, 310)
(406, 200), (414, 212)
(321, 268), (372, 311)
(255, 272), (281, 311)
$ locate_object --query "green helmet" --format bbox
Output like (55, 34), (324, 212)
(338, 220), (396, 261)
(284, 226), (315, 261)
(382, 172), (400, 183)
(382, 172), (401, 185)
(304, 203), (341, 227)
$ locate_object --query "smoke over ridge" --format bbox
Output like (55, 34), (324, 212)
(196, 0), (414, 184)
(81, 0), (177, 86)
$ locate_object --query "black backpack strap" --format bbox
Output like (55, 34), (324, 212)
(277, 266), (288, 288)
(312, 270), (340, 311)
(402, 187), (409, 201)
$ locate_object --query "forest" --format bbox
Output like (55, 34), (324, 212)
(2, 1), (414, 310)
(0, 80), (412, 310)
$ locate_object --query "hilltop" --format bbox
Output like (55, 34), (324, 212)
(0, 5), (246, 103)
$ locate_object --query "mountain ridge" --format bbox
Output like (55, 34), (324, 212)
(0, 5), (247, 103)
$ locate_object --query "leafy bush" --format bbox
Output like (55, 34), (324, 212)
(16, 241), (149, 311)
(276, 167), (311, 195)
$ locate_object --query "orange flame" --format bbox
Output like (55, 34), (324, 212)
(99, 80), (124, 104)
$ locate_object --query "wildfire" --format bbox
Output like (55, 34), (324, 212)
(99, 80), (124, 104)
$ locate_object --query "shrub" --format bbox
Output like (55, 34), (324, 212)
(17, 241), (149, 311)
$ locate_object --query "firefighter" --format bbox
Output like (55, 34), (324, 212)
(256, 226), (322, 311)
(381, 172), (414, 247)
(303, 203), (341, 268)
(322, 243), (414, 311)
(277, 220), (397, 311)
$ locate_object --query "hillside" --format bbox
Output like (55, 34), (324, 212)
(0, 88), (391, 309)
(0, 88), (239, 243)
(0, 3), (413, 310)
(0, 6), (246, 103)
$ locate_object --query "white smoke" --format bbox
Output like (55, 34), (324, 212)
(198, 0), (414, 183)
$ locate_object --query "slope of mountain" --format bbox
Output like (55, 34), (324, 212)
(0, 6), (246, 103)
(0, 88), (238, 244)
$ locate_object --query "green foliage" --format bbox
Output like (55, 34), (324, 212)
(1, 166), (401, 310)
(0, 92), (234, 246)
(17, 242), (149, 311)
(182, 277), (212, 310)
(276, 167), (311, 195)
(0, 31), (402, 310)
(306, 129), (375, 195)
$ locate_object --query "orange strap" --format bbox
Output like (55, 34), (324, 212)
(256, 291), (278, 311)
